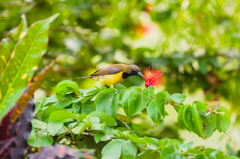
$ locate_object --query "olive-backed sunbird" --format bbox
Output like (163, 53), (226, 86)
(78, 64), (145, 87)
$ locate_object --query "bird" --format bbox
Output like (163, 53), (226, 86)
(78, 64), (145, 88)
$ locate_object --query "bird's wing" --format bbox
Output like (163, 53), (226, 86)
(90, 65), (122, 76)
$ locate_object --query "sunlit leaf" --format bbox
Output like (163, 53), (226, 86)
(41, 106), (66, 121)
(155, 92), (167, 117)
(170, 93), (186, 104)
(216, 106), (231, 132)
(101, 139), (125, 159)
(27, 133), (53, 147)
(87, 111), (117, 126)
(96, 93), (114, 116)
(122, 140), (137, 159)
(147, 99), (161, 123)
(182, 105), (194, 132)
(54, 80), (79, 101)
(0, 14), (27, 77)
(47, 121), (63, 136)
(192, 103), (203, 137)
(50, 111), (78, 122)
(0, 13), (59, 121)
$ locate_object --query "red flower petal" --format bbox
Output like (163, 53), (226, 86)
(143, 66), (165, 88)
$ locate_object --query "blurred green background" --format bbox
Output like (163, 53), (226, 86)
(1, 0), (240, 154)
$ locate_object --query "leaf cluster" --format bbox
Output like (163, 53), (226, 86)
(31, 80), (234, 159)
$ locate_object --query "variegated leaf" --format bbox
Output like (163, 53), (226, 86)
(0, 14), (27, 77)
(0, 13), (59, 121)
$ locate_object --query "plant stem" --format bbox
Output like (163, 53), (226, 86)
(173, 104), (183, 107)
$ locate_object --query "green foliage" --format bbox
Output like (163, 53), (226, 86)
(2, 0), (240, 112)
(30, 80), (236, 158)
(54, 80), (80, 101)
(1, 2), (240, 157)
(122, 87), (149, 119)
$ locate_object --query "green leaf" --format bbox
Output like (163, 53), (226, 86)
(147, 99), (160, 123)
(54, 80), (79, 101)
(41, 106), (66, 121)
(94, 132), (105, 143)
(0, 14), (27, 77)
(94, 132), (111, 143)
(32, 119), (47, 130)
(72, 102), (81, 113)
(86, 116), (100, 126)
(201, 114), (217, 139)
(128, 87), (142, 119)
(193, 101), (216, 139)
(147, 86), (155, 97)
(115, 130), (129, 139)
(194, 154), (207, 159)
(177, 106), (185, 129)
(101, 139), (125, 159)
(43, 95), (58, 106)
(27, 133), (53, 147)
(136, 150), (160, 159)
(55, 98), (73, 108)
(35, 97), (47, 114)
(47, 121), (63, 136)
(207, 148), (223, 159)
(88, 111), (117, 126)
(143, 137), (157, 144)
(216, 106), (231, 132)
(122, 140), (137, 159)
(114, 84), (127, 99)
(96, 93), (114, 116)
(134, 88), (149, 115)
(0, 13), (59, 121)
(73, 95), (94, 103)
(183, 149), (201, 154)
(112, 93), (119, 118)
(123, 88), (149, 119)
(160, 147), (175, 159)
(92, 88), (117, 105)
(83, 88), (100, 96)
(122, 90), (131, 116)
(76, 137), (86, 149)
(194, 101), (207, 111)
(81, 100), (95, 114)
(192, 103), (203, 137)
(155, 92), (167, 117)
(127, 134), (146, 145)
(170, 93), (186, 104)
(182, 104), (194, 132)
(158, 139), (169, 150)
(71, 122), (89, 135)
(50, 111), (78, 122)
(78, 113), (87, 121)
(180, 141), (193, 152)
(114, 84), (127, 90)
(167, 139), (183, 147)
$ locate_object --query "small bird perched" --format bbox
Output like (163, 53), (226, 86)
(78, 64), (145, 87)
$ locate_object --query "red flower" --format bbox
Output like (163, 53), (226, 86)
(143, 66), (165, 88)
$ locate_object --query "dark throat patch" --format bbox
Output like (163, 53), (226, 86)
(122, 72), (132, 79)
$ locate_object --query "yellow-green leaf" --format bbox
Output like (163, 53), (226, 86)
(0, 14), (59, 121)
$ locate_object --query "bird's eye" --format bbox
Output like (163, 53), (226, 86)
(131, 69), (134, 72)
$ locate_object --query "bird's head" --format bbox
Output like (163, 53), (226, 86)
(122, 64), (145, 79)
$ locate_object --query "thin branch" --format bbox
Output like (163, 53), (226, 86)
(80, 132), (152, 150)
(172, 104), (183, 107)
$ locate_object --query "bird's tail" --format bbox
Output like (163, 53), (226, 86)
(76, 76), (92, 79)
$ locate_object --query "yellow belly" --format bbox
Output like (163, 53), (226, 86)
(91, 71), (125, 86)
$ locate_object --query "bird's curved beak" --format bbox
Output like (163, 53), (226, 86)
(137, 72), (145, 79)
